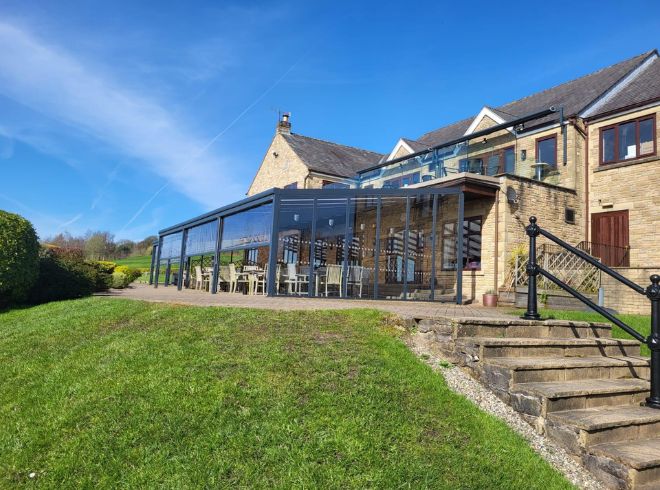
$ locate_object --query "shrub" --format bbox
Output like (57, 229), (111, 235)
(114, 265), (141, 283)
(111, 271), (129, 289)
(0, 210), (40, 307)
(95, 261), (117, 274)
(29, 249), (112, 304)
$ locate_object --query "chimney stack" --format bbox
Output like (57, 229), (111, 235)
(277, 112), (291, 134)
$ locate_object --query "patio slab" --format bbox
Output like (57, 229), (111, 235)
(98, 283), (517, 320)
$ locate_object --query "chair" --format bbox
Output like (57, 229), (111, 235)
(320, 264), (343, 297)
(217, 264), (238, 293)
(281, 263), (301, 294)
(235, 264), (252, 293)
(194, 265), (209, 291)
(254, 264), (280, 295)
(347, 265), (364, 298)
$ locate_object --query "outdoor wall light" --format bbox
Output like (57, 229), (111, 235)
(360, 223), (365, 231)
(293, 213), (300, 222)
(328, 219), (335, 227)
(521, 149), (527, 161)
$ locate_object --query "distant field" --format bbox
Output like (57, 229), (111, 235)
(114, 255), (151, 269)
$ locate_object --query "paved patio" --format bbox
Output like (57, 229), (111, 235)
(99, 283), (517, 320)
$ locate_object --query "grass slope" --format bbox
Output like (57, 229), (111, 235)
(114, 255), (151, 269)
(0, 299), (573, 489)
(509, 307), (651, 356)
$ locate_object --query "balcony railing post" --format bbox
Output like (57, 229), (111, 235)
(523, 216), (541, 320)
(645, 274), (660, 409)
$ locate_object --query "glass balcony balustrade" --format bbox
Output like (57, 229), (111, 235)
(358, 130), (561, 189)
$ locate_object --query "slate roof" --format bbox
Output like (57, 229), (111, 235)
(587, 55), (660, 117)
(416, 50), (657, 147)
(281, 50), (658, 177)
(281, 133), (384, 178)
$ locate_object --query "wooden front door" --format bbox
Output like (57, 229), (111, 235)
(591, 210), (630, 267)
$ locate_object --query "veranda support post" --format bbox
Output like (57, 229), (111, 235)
(148, 241), (157, 285)
(211, 217), (223, 294)
(266, 194), (280, 297)
(456, 192), (464, 305)
(177, 229), (188, 291)
(153, 236), (163, 289)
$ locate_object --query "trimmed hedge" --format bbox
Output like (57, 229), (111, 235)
(28, 249), (112, 304)
(0, 210), (40, 307)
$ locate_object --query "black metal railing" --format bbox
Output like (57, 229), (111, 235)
(523, 216), (660, 409)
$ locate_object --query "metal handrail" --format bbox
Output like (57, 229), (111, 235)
(522, 216), (660, 409)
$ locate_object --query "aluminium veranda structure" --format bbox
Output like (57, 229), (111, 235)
(149, 186), (470, 303)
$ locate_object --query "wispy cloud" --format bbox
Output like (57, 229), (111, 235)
(0, 21), (243, 210)
(57, 212), (83, 230)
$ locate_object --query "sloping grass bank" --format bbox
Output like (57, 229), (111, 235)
(0, 298), (573, 488)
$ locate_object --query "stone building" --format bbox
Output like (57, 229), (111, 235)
(154, 50), (659, 314)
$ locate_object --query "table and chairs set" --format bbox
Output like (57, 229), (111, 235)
(188, 263), (368, 297)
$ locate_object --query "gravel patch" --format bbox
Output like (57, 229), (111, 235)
(407, 333), (604, 490)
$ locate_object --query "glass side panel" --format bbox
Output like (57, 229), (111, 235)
(406, 195), (434, 300)
(434, 195), (458, 302)
(185, 220), (218, 256)
(376, 196), (407, 299)
(314, 198), (347, 297)
(346, 196), (378, 299)
(276, 199), (314, 296)
(160, 232), (183, 259)
(220, 202), (273, 250)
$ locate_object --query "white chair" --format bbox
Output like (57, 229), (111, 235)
(218, 264), (238, 293)
(254, 264), (280, 295)
(235, 264), (252, 294)
(194, 265), (209, 290)
(347, 265), (364, 298)
(281, 263), (300, 294)
(321, 264), (343, 297)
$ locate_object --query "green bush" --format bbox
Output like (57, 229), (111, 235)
(0, 210), (40, 307)
(111, 271), (129, 289)
(114, 265), (141, 283)
(95, 261), (117, 274)
(29, 249), (112, 304)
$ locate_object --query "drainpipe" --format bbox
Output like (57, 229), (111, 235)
(584, 121), (590, 242)
(494, 189), (500, 294)
(560, 107), (567, 166)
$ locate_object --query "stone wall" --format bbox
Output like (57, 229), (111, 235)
(602, 267), (657, 315)
(247, 134), (310, 196)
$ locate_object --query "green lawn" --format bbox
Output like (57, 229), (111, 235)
(0, 299), (573, 489)
(508, 307), (652, 356)
(114, 254), (151, 269)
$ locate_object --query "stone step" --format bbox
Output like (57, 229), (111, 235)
(481, 356), (649, 388)
(418, 317), (613, 341)
(510, 378), (649, 417)
(585, 438), (660, 489)
(546, 405), (660, 453)
(455, 337), (640, 361)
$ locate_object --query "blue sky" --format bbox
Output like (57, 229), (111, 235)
(0, 1), (658, 241)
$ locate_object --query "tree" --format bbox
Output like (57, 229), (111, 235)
(84, 231), (115, 260)
(0, 210), (40, 306)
